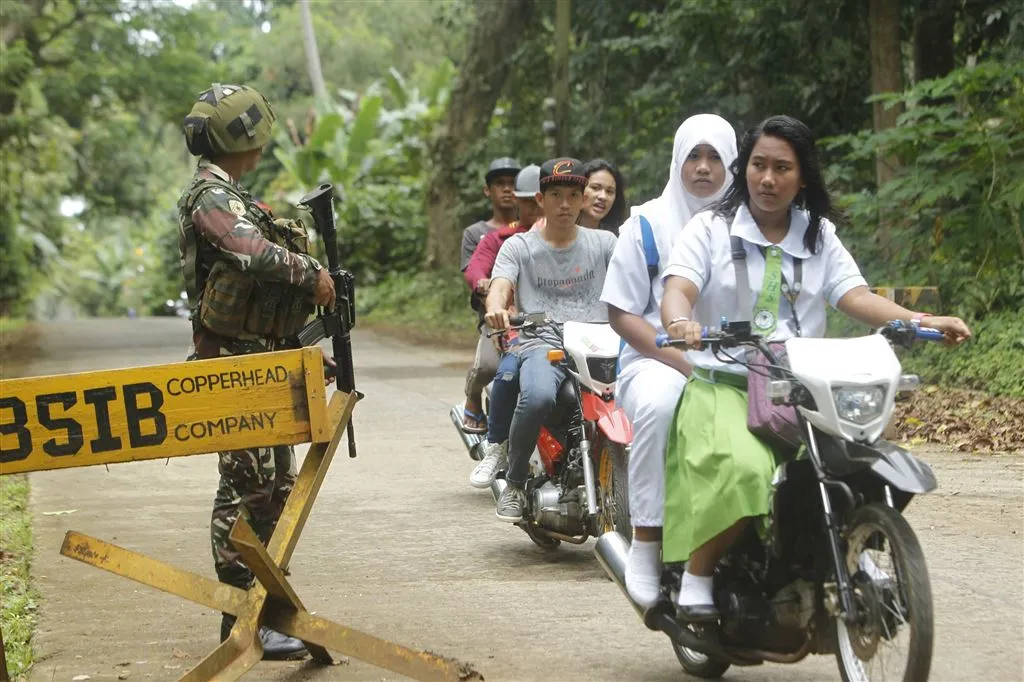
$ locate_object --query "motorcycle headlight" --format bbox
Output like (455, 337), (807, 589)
(832, 386), (887, 425)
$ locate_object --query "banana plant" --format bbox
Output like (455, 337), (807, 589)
(273, 92), (383, 205)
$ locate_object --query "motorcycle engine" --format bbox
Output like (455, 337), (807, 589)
(531, 481), (586, 535)
(770, 578), (816, 630)
(718, 575), (811, 654)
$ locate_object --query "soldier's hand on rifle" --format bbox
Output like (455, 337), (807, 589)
(314, 269), (335, 309)
(323, 351), (337, 386)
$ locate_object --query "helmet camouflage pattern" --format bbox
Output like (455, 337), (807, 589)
(183, 83), (276, 157)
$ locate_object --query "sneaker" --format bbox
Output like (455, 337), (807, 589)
(496, 485), (527, 523)
(469, 440), (507, 489)
(858, 551), (891, 583)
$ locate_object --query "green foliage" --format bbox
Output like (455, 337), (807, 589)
(1, 475), (39, 677)
(358, 270), (471, 332)
(902, 311), (1024, 398)
(268, 64), (452, 281)
(826, 59), (1024, 318)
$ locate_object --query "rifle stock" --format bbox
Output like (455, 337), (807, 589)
(298, 183), (360, 458)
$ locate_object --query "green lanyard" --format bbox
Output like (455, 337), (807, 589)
(730, 237), (803, 337)
(752, 245), (783, 335)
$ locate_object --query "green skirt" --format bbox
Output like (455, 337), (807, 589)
(663, 375), (778, 563)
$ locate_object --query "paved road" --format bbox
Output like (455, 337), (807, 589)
(16, 318), (1024, 681)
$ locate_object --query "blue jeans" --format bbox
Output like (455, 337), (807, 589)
(487, 347), (568, 488)
(486, 352), (520, 445)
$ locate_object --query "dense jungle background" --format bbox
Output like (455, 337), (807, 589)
(1, 0), (1022, 396)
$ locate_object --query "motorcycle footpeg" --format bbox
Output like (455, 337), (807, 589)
(675, 603), (721, 624)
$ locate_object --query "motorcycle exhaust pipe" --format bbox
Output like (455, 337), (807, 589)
(595, 533), (750, 665)
(490, 476), (507, 505)
(449, 404), (485, 460)
(595, 531), (646, 618)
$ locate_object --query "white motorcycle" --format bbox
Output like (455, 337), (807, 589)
(451, 313), (633, 548)
(596, 319), (944, 681)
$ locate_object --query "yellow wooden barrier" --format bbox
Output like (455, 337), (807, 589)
(0, 347), (481, 682)
(870, 286), (941, 311)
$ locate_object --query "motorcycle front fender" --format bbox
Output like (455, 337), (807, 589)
(849, 440), (938, 494)
(582, 393), (633, 445)
(597, 410), (633, 445)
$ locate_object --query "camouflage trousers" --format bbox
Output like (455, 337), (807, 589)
(189, 330), (299, 589)
(211, 444), (297, 588)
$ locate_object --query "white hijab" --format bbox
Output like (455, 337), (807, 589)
(631, 114), (739, 231)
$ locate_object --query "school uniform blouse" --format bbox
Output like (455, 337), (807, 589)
(600, 213), (685, 377)
(661, 203), (867, 374)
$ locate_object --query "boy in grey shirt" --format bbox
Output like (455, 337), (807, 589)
(473, 157), (617, 522)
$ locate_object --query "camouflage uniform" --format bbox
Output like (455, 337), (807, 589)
(177, 85), (322, 591)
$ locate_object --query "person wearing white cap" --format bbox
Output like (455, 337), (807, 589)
(600, 114), (739, 608)
(459, 157), (522, 433)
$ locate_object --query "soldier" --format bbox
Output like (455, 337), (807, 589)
(178, 83), (335, 659)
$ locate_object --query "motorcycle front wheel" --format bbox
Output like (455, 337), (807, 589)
(596, 440), (632, 542)
(834, 503), (933, 682)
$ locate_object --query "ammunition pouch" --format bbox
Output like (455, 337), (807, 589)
(198, 217), (315, 339)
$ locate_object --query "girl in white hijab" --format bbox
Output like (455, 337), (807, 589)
(600, 113), (738, 608)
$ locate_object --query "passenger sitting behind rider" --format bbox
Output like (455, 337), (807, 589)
(480, 157), (618, 522)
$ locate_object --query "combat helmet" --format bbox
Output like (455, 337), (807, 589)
(183, 83), (276, 158)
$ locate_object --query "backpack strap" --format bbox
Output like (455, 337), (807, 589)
(729, 234), (752, 322)
(617, 215), (661, 373)
(639, 215), (659, 281)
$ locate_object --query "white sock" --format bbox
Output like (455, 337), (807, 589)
(625, 540), (662, 608)
(858, 551), (889, 581)
(677, 570), (714, 607)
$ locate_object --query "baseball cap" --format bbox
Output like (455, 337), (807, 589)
(539, 157), (588, 189)
(513, 164), (541, 197)
(485, 157), (522, 183)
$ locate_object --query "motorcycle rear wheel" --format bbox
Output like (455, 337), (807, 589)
(834, 503), (933, 682)
(596, 441), (632, 542)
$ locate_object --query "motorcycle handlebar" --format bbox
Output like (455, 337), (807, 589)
(656, 320), (947, 349)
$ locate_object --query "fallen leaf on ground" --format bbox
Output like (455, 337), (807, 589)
(895, 387), (1024, 453)
(171, 647), (190, 659)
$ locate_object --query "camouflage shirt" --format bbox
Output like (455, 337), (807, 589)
(185, 160), (319, 290)
(180, 160), (320, 357)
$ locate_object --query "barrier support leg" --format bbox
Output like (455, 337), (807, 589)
(61, 390), (481, 682)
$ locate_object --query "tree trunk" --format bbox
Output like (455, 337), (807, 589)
(553, 0), (571, 156)
(869, 0), (903, 259)
(425, 0), (535, 270)
(298, 0), (328, 105)
(914, 0), (956, 83)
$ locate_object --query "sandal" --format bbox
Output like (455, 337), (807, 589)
(461, 407), (488, 434)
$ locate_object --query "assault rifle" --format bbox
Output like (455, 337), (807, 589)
(296, 183), (360, 458)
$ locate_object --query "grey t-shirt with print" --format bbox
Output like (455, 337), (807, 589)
(492, 227), (617, 352)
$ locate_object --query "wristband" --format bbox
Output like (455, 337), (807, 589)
(668, 316), (690, 326)
(911, 312), (932, 324)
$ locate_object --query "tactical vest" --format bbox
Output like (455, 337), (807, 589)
(178, 172), (315, 340)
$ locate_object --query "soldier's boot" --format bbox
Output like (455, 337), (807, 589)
(220, 613), (309, 660)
